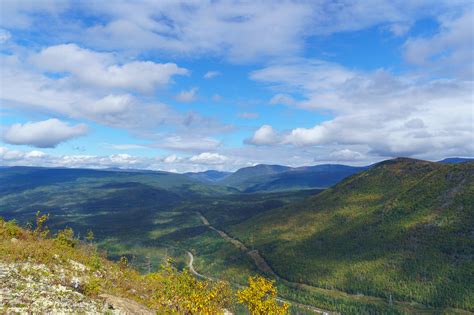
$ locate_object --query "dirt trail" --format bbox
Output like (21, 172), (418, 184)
(196, 212), (276, 276)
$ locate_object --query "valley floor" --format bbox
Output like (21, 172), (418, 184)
(193, 211), (473, 315)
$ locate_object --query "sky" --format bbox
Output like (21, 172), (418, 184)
(0, 0), (473, 172)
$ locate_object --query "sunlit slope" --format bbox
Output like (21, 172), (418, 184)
(230, 158), (474, 310)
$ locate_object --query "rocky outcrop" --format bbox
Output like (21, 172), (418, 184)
(100, 294), (154, 315)
(0, 262), (151, 314)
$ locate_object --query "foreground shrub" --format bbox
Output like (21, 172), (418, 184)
(237, 276), (289, 314)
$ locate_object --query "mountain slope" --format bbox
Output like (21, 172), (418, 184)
(0, 166), (233, 256)
(219, 164), (367, 192)
(243, 165), (367, 192)
(219, 164), (292, 188)
(229, 158), (474, 310)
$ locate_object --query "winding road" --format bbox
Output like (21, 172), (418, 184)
(186, 251), (210, 280)
(188, 211), (466, 315)
(188, 212), (333, 314)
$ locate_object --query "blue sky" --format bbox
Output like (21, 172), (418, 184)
(0, 0), (472, 172)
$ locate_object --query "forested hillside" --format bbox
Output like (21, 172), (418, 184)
(229, 158), (474, 310)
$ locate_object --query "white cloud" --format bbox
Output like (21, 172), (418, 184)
(152, 135), (221, 152)
(403, 11), (474, 79)
(329, 149), (364, 161)
(251, 59), (355, 96)
(82, 1), (313, 62)
(1, 1), (471, 63)
(0, 0), (69, 28)
(1, 53), (231, 140)
(246, 125), (279, 145)
(190, 152), (228, 165)
(0, 147), (26, 161)
(88, 94), (133, 115)
(251, 58), (474, 158)
(3, 119), (88, 148)
(283, 125), (328, 146)
(30, 44), (188, 92)
(269, 93), (297, 106)
(25, 150), (47, 158)
(203, 71), (221, 79)
(175, 87), (199, 103)
(163, 154), (182, 163)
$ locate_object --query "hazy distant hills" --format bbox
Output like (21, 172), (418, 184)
(438, 157), (474, 164)
(203, 163), (367, 192)
(2, 157), (472, 194)
(184, 157), (472, 192)
(240, 164), (369, 193)
(184, 170), (231, 183)
(229, 158), (474, 310)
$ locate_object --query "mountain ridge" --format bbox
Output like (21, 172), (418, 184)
(227, 158), (474, 310)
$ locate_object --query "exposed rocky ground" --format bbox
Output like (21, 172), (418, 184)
(0, 260), (151, 314)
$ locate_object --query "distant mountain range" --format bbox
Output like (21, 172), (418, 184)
(217, 163), (369, 192)
(184, 170), (232, 183)
(438, 157), (474, 164)
(1, 157), (472, 193)
(183, 157), (472, 192)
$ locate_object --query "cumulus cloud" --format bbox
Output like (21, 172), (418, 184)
(329, 149), (364, 161)
(30, 44), (188, 92)
(189, 152), (228, 165)
(1, 53), (232, 141)
(3, 119), (88, 148)
(251, 57), (474, 158)
(175, 87), (199, 103)
(203, 71), (221, 79)
(163, 154), (182, 164)
(0, 146), (235, 172)
(0, 147), (28, 161)
(246, 125), (279, 145)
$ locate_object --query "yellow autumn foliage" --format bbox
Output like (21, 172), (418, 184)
(237, 276), (289, 315)
(1, 215), (290, 314)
